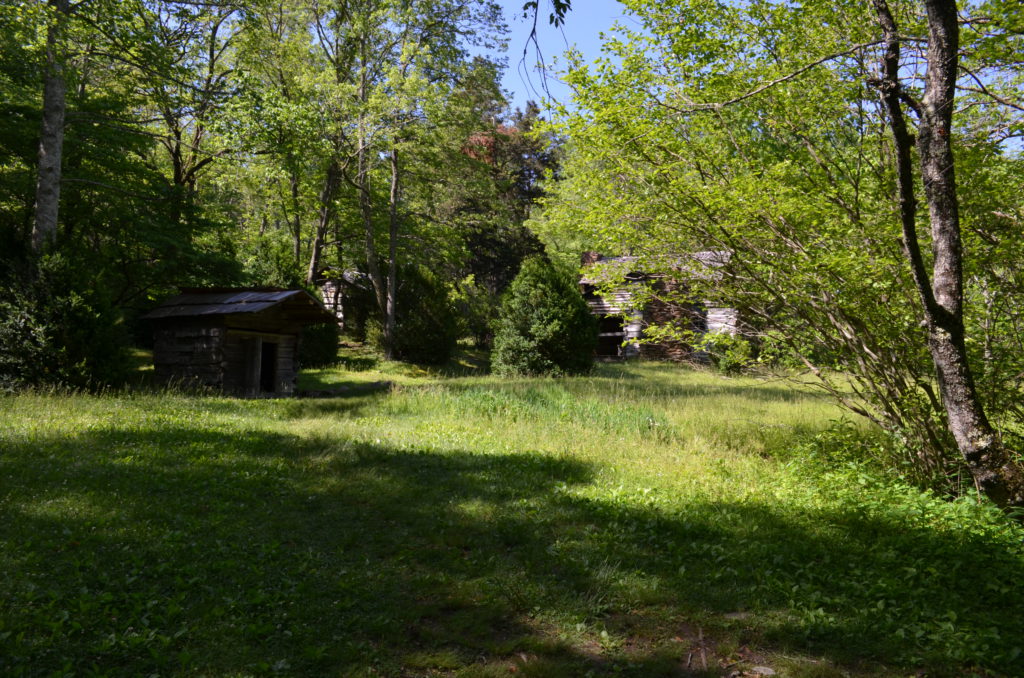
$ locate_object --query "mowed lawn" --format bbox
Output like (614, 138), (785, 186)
(2, 362), (1023, 677)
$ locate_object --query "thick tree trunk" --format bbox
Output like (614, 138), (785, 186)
(917, 0), (1024, 506)
(31, 0), (70, 253)
(872, 0), (1024, 507)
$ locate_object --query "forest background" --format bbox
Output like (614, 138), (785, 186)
(1, 0), (558, 375)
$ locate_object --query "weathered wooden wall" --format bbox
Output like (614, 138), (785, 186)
(706, 306), (738, 335)
(276, 336), (297, 395)
(320, 282), (344, 324)
(583, 280), (737, 363)
(584, 287), (642, 359)
(153, 321), (225, 389)
(153, 320), (299, 397)
(580, 253), (739, 363)
(639, 282), (700, 362)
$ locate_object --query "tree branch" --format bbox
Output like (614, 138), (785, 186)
(959, 64), (1024, 112)
(657, 41), (884, 113)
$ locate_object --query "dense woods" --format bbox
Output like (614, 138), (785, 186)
(0, 0), (557, 384)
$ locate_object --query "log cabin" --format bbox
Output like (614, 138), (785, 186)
(580, 252), (739, 361)
(143, 288), (336, 396)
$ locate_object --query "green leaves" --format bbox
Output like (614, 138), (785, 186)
(522, 0), (573, 27)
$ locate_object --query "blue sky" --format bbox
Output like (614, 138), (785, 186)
(497, 0), (631, 113)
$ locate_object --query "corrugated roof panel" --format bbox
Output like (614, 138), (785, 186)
(167, 290), (299, 306)
(142, 289), (334, 321)
(143, 301), (280, 319)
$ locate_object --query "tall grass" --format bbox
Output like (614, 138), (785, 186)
(1, 362), (1021, 677)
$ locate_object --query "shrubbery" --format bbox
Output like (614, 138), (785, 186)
(368, 265), (458, 365)
(698, 332), (752, 374)
(298, 322), (341, 367)
(450, 274), (495, 346)
(0, 255), (129, 390)
(491, 256), (597, 376)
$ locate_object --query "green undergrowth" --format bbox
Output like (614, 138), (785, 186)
(1, 362), (1022, 677)
(297, 342), (492, 387)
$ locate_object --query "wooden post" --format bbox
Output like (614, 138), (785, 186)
(244, 338), (261, 397)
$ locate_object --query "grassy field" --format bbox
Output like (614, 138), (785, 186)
(2, 358), (1023, 677)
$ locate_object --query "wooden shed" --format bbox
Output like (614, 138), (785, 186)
(143, 288), (336, 396)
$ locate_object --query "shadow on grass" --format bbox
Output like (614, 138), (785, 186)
(1, 424), (1022, 677)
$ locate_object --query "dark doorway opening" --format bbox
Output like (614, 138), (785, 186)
(596, 315), (625, 359)
(260, 341), (278, 393)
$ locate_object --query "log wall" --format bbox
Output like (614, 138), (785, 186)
(153, 320), (299, 397)
(153, 321), (225, 389)
(583, 282), (737, 363)
(584, 287), (642, 359)
(639, 292), (699, 362)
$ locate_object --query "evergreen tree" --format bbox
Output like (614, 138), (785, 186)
(491, 256), (596, 376)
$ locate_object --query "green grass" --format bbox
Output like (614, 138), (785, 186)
(1, 360), (1022, 677)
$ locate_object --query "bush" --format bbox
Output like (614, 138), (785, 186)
(699, 332), (752, 374)
(368, 266), (458, 365)
(299, 322), (341, 368)
(0, 255), (129, 390)
(491, 256), (597, 376)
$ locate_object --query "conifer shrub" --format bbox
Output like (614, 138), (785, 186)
(491, 256), (597, 376)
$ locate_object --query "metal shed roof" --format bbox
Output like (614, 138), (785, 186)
(142, 288), (335, 323)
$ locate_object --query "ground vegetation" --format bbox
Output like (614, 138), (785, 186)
(2, 360), (1022, 676)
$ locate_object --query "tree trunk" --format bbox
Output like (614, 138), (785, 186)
(306, 160), (340, 286)
(354, 41), (390, 358)
(31, 0), (70, 253)
(359, 133), (389, 356)
(872, 0), (1024, 507)
(386, 147), (399, 358)
(290, 171), (302, 265)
